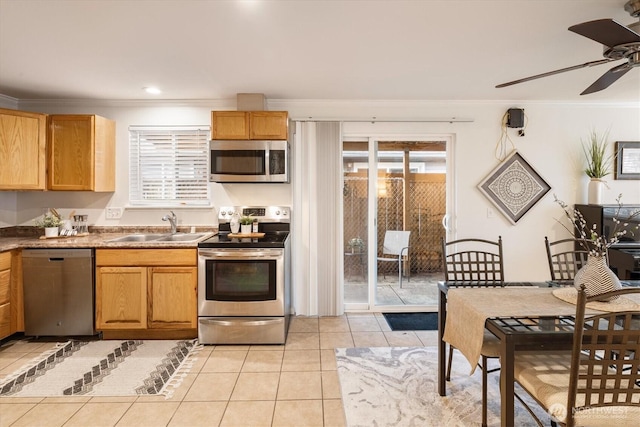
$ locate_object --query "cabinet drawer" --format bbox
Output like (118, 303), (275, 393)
(0, 270), (9, 304)
(96, 249), (196, 266)
(0, 302), (9, 338)
(0, 251), (11, 270)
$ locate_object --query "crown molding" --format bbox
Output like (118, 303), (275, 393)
(17, 98), (236, 109)
(8, 96), (638, 112)
(0, 93), (19, 109)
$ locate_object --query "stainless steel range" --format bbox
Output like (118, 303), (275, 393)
(197, 206), (291, 344)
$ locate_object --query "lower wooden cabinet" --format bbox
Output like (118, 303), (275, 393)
(96, 266), (147, 330)
(0, 250), (22, 340)
(0, 254), (11, 337)
(95, 249), (197, 338)
(148, 267), (197, 329)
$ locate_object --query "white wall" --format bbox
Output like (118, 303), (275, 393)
(7, 100), (293, 229)
(327, 100), (639, 283)
(4, 98), (640, 285)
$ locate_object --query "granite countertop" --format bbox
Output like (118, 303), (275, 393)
(0, 226), (217, 252)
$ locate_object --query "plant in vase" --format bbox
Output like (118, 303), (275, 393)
(35, 212), (63, 237)
(582, 130), (613, 205)
(239, 215), (254, 234)
(555, 194), (640, 300)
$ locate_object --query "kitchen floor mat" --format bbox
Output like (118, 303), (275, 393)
(0, 339), (201, 398)
(382, 312), (438, 330)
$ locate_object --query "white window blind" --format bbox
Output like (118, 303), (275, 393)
(129, 125), (210, 206)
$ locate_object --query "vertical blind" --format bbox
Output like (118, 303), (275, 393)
(129, 125), (210, 205)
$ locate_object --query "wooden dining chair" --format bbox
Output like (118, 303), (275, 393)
(544, 236), (591, 284)
(441, 236), (504, 427)
(513, 286), (640, 427)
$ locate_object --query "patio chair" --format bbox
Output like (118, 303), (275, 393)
(513, 285), (640, 427)
(377, 230), (411, 288)
(441, 236), (504, 427)
(544, 236), (591, 284)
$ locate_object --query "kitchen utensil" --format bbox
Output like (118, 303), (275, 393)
(73, 215), (88, 234)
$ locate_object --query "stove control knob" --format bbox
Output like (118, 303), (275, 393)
(275, 210), (280, 215)
(220, 211), (226, 216)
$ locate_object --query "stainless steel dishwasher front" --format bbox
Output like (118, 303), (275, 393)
(22, 248), (96, 336)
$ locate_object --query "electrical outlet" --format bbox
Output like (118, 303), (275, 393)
(106, 207), (123, 219)
(487, 207), (495, 219)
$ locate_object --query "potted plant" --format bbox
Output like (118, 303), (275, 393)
(35, 212), (63, 237)
(239, 215), (253, 234)
(582, 130), (612, 204)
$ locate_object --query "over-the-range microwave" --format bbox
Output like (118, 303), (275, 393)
(209, 140), (289, 183)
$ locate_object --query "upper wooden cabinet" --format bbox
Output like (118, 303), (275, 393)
(212, 111), (288, 140)
(212, 111), (250, 139)
(0, 108), (47, 190)
(47, 114), (116, 191)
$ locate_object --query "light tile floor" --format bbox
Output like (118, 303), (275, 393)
(0, 313), (439, 427)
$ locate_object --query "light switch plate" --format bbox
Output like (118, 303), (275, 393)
(106, 207), (123, 219)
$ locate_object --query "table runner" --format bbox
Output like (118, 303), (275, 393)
(442, 288), (581, 374)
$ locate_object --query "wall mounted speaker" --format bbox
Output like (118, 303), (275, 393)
(507, 108), (524, 128)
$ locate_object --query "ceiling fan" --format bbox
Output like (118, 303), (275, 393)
(496, 0), (640, 95)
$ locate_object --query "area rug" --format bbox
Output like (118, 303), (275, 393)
(336, 346), (550, 427)
(382, 312), (438, 330)
(0, 339), (201, 398)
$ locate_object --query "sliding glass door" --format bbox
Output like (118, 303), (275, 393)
(343, 136), (447, 312)
(342, 139), (371, 309)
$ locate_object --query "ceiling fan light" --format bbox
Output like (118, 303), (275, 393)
(624, 0), (640, 18)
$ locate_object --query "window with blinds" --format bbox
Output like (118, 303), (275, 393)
(129, 125), (210, 206)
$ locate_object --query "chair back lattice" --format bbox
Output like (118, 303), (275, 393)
(441, 237), (504, 284)
(567, 287), (640, 427)
(545, 237), (591, 282)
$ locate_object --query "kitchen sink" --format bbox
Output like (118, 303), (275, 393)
(106, 233), (166, 242)
(154, 233), (209, 242)
(106, 232), (209, 243)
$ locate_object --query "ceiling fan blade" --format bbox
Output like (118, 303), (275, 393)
(569, 18), (640, 48)
(495, 59), (612, 88)
(580, 63), (632, 95)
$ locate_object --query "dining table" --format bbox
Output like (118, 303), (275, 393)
(437, 280), (640, 427)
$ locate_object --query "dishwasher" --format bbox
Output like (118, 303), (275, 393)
(22, 248), (96, 337)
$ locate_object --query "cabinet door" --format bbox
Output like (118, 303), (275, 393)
(148, 267), (197, 329)
(0, 108), (46, 190)
(0, 258), (9, 338)
(249, 111), (288, 140)
(212, 111), (250, 140)
(47, 114), (115, 191)
(96, 266), (147, 329)
(92, 115), (116, 192)
(48, 115), (95, 190)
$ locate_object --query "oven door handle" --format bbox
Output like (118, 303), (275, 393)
(199, 250), (282, 258)
(200, 318), (282, 327)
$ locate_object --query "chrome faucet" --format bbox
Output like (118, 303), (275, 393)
(162, 211), (178, 234)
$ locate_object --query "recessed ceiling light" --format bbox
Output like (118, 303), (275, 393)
(143, 86), (161, 95)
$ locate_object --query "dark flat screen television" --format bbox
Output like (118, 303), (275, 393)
(575, 204), (640, 247)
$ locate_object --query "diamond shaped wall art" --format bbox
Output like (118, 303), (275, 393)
(478, 151), (551, 225)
